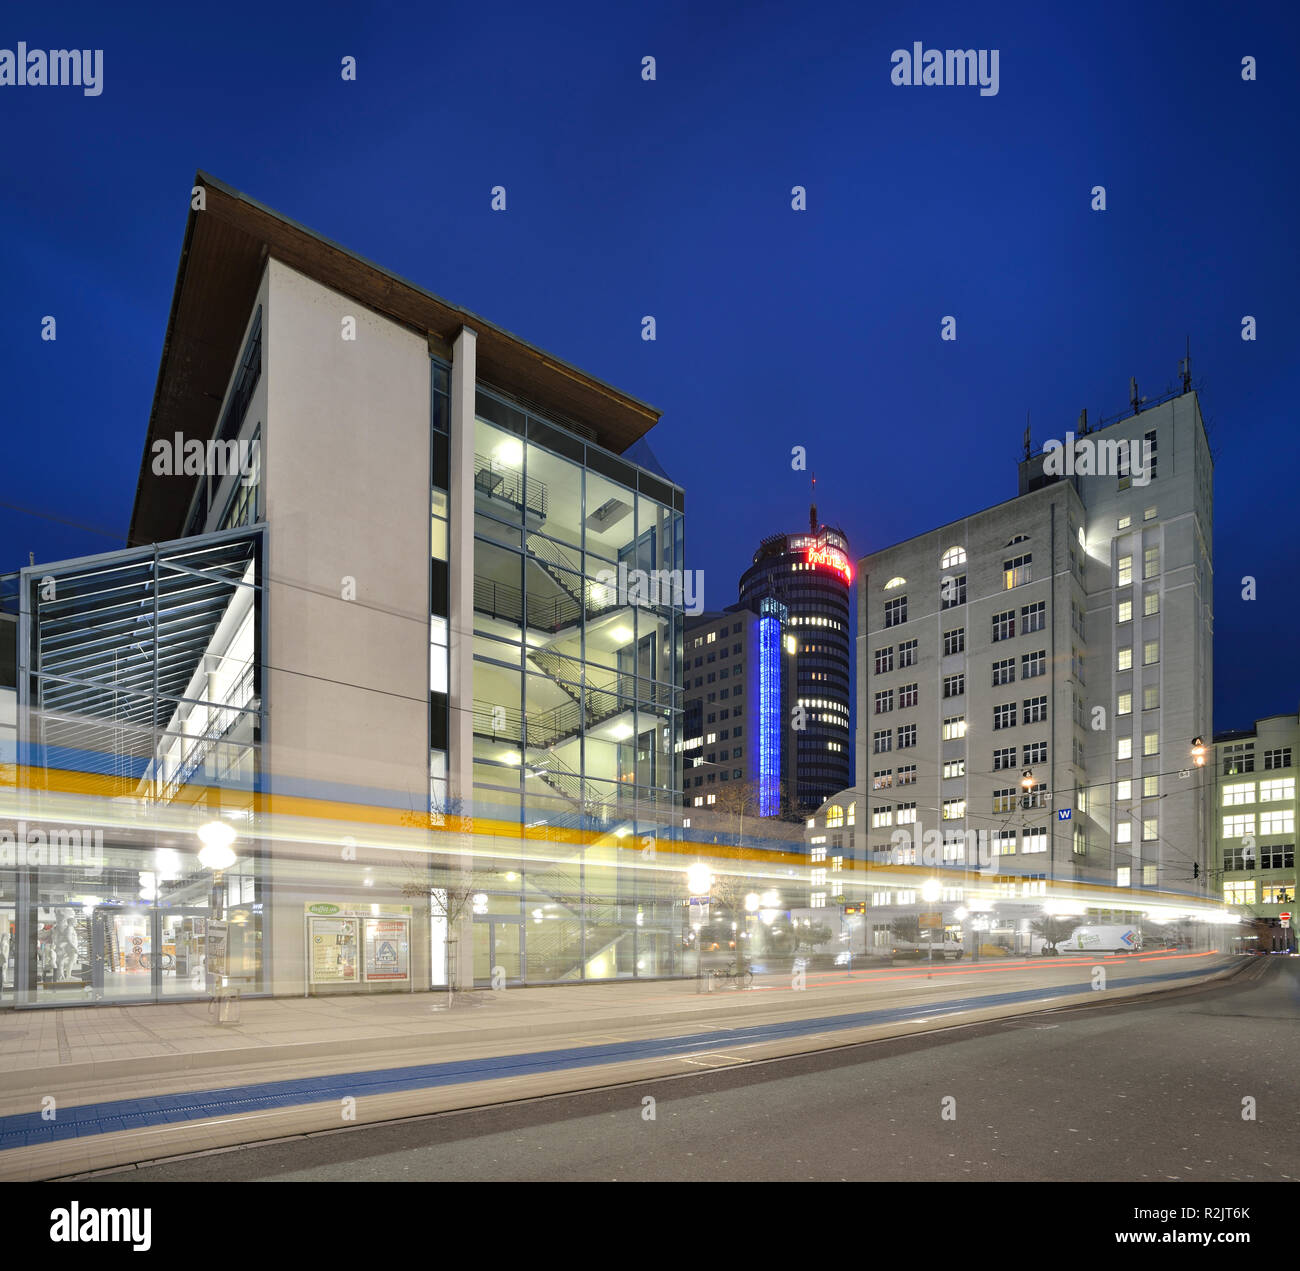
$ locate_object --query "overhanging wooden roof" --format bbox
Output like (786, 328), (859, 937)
(128, 171), (662, 546)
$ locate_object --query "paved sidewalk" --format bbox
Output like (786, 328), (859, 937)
(0, 951), (1244, 1180)
(2, 950), (1236, 1093)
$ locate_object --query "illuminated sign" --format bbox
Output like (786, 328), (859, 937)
(806, 543), (853, 584)
(758, 613), (781, 817)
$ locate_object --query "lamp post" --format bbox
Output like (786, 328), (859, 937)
(920, 878), (942, 967)
(685, 864), (712, 982)
(197, 819), (237, 1005)
(742, 892), (760, 980)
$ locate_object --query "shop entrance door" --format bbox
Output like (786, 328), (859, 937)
(88, 905), (211, 1003)
(473, 917), (522, 986)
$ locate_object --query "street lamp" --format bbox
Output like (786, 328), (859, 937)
(1191, 737), (1207, 767)
(196, 819), (237, 1000)
(920, 878), (942, 967)
(196, 819), (237, 872)
(685, 865), (713, 981)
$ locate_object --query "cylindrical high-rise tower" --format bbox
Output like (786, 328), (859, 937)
(739, 501), (852, 811)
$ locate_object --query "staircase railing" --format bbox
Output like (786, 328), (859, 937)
(474, 453), (547, 519)
(160, 663), (255, 803)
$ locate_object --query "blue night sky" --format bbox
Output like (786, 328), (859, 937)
(0, 0), (1296, 731)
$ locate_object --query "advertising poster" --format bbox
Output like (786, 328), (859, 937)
(363, 918), (409, 982)
(308, 917), (359, 984)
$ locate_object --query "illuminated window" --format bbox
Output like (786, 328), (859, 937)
(1118, 738), (1132, 760)
(1143, 640), (1159, 665)
(826, 805), (844, 828)
(1142, 818), (1158, 841)
(1222, 814), (1254, 838)
(942, 715), (966, 740)
(1118, 600), (1132, 623)
(1143, 686), (1158, 711)
(1261, 810), (1296, 835)
(942, 798), (965, 821)
(1143, 731), (1158, 756)
(1117, 867), (1131, 887)
(1117, 647), (1132, 671)
(1144, 591), (1159, 616)
(884, 577), (907, 590)
(1261, 778), (1295, 803)
(1144, 546), (1159, 579)
(1003, 554), (1032, 589)
(1118, 555), (1133, 586)
(1117, 780), (1132, 801)
(941, 546), (967, 568)
(1143, 775), (1158, 798)
(1117, 692), (1132, 716)
(896, 803), (916, 824)
(1223, 881), (1254, 905)
(1117, 822), (1132, 843)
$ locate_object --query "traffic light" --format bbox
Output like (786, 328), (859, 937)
(1193, 862), (1200, 879)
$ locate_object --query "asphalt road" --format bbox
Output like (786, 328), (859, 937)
(106, 956), (1299, 1182)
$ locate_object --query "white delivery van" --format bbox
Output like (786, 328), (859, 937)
(1053, 924), (1142, 954)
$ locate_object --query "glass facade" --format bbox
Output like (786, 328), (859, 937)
(462, 376), (685, 983)
(0, 530), (266, 1006)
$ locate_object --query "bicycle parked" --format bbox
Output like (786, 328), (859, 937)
(707, 961), (754, 988)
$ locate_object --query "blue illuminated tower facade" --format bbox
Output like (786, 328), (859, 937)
(682, 603), (799, 818)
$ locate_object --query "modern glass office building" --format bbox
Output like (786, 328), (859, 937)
(0, 172), (687, 1006)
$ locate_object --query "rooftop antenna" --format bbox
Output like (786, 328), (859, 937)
(1130, 376), (1147, 415)
(1022, 413), (1031, 460)
(1078, 408), (1089, 436)
(1179, 338), (1192, 394)
(810, 472), (818, 534)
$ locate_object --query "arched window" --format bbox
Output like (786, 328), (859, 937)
(827, 805), (845, 828)
(847, 802), (857, 826)
(941, 546), (967, 568)
(884, 576), (907, 590)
